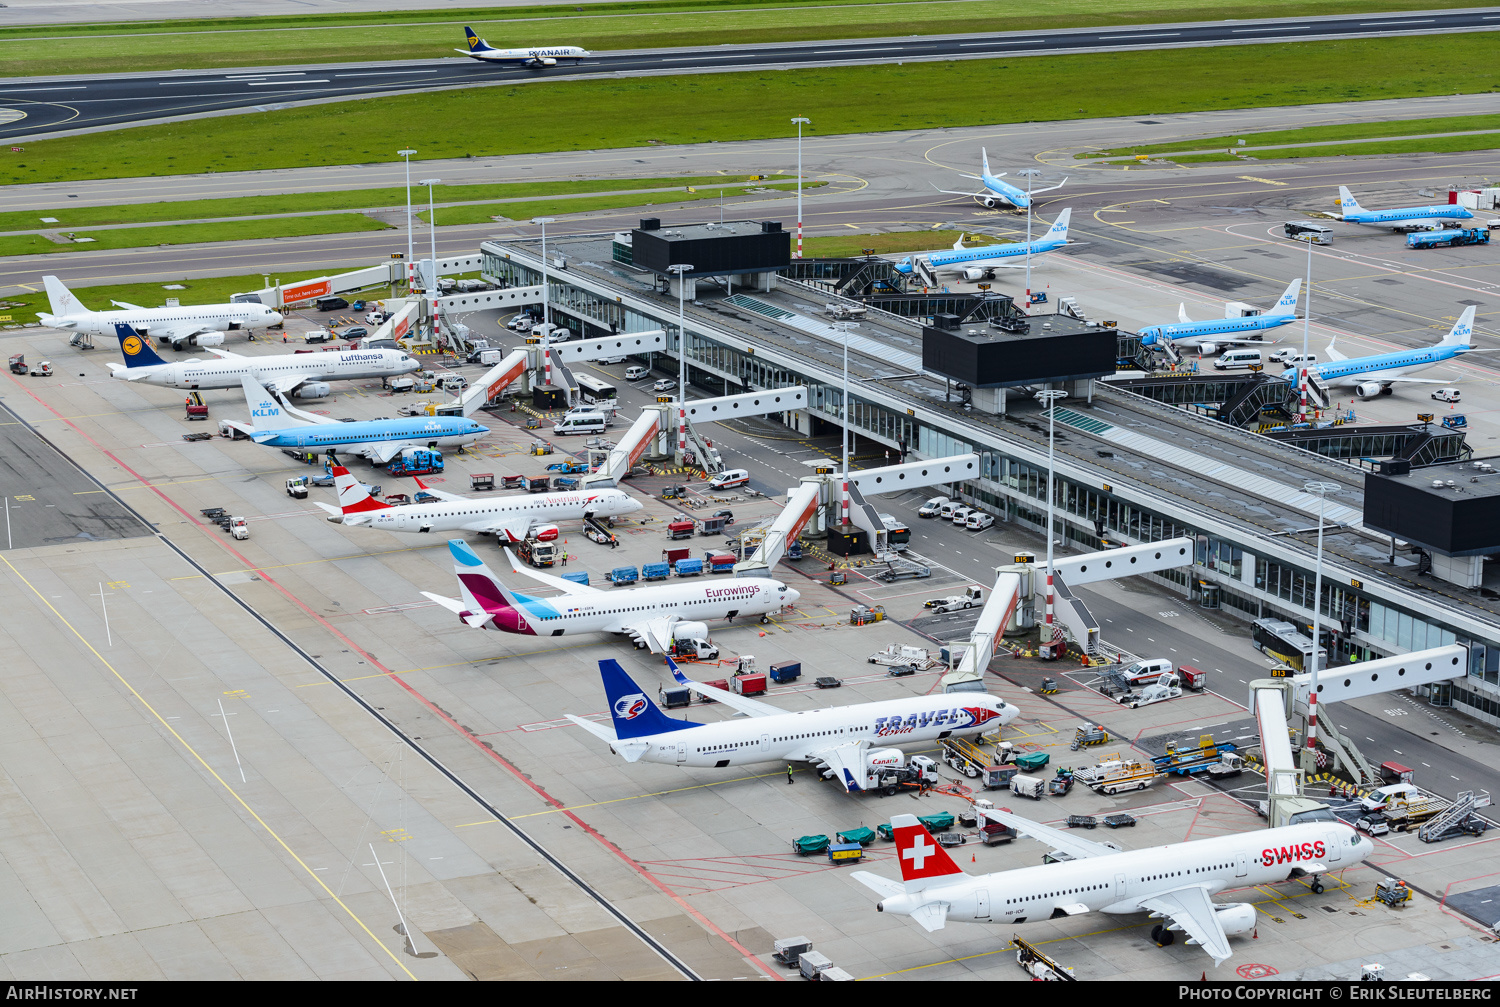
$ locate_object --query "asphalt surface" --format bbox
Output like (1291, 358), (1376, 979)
(2, 9), (1497, 140)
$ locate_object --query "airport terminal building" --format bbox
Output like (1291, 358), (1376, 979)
(479, 227), (1500, 728)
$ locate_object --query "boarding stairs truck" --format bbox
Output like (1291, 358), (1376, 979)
(1417, 790), (1492, 843)
(867, 644), (934, 670)
(1073, 754), (1163, 795)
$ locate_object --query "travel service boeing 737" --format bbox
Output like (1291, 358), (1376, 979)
(456, 26), (589, 66)
(227, 376), (487, 463)
(1336, 186), (1473, 231)
(563, 658), (1018, 792)
(40, 276), (282, 349)
(894, 209), (1071, 280)
(421, 539), (798, 652)
(1295, 306), (1481, 399)
(853, 810), (1371, 965)
(1138, 278), (1301, 355)
(319, 465), (640, 540)
(933, 149), (1066, 209)
(106, 324), (417, 397)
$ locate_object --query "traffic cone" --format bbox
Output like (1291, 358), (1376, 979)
(971, 854), (976, 863)
(1253, 927), (1258, 940)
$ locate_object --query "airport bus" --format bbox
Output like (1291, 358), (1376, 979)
(1251, 617), (1327, 672)
(576, 373), (618, 405)
(879, 512), (911, 551)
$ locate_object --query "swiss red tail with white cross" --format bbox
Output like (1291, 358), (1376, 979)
(891, 814), (967, 892)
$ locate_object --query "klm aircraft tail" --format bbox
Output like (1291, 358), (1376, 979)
(43, 275), (87, 318)
(1266, 277), (1301, 319)
(239, 375), (314, 434)
(462, 26), (496, 52)
(981, 148), (1001, 180)
(1440, 306), (1477, 348)
(1336, 186), (1363, 215)
(599, 659), (700, 740)
(113, 322), (167, 367)
(1044, 207), (1072, 242)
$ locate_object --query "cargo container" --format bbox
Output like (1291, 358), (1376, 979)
(769, 661), (802, 684)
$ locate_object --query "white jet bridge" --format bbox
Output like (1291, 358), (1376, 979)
(436, 331), (666, 417)
(939, 538), (1196, 692)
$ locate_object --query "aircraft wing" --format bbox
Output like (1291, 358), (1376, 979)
(930, 183), (990, 200)
(500, 547), (603, 594)
(665, 657), (783, 717)
(266, 373), (318, 396)
(1136, 885), (1233, 966)
(1343, 370), (1447, 385)
(980, 807), (1123, 860)
(623, 616), (680, 654)
(204, 347), (245, 359)
(807, 740), (874, 793)
(353, 441), (408, 465)
(110, 300), (146, 311)
(413, 477), (467, 503)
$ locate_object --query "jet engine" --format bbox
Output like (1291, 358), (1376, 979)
(976, 195), (1001, 209)
(1212, 902), (1257, 936)
(668, 621), (709, 644)
(192, 333), (225, 348)
(529, 56), (558, 67)
(1354, 381), (1386, 400)
(292, 382), (331, 399)
(1194, 342), (1220, 356)
(961, 267), (992, 282)
(532, 524), (560, 541)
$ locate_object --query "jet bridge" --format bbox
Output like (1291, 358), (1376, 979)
(582, 409), (665, 488)
(939, 572), (1024, 694)
(734, 479), (823, 576)
(437, 331), (666, 417)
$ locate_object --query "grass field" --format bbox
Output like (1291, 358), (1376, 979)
(0, 0), (1464, 76)
(0, 175), (791, 233)
(0, 214), (389, 257)
(5, 271), (399, 323)
(1164, 132), (1500, 163)
(422, 181), (817, 224)
(801, 230), (971, 257)
(1088, 114), (1500, 158)
(6, 35), (1497, 187)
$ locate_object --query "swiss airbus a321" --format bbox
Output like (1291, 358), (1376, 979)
(456, 26), (589, 66)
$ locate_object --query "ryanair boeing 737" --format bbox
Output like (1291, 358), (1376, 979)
(456, 26), (589, 66)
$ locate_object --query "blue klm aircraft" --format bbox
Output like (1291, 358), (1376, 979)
(1297, 306), (1481, 400)
(933, 149), (1067, 210)
(894, 209), (1071, 280)
(1138, 278), (1301, 355)
(226, 375), (488, 463)
(1336, 186), (1473, 231)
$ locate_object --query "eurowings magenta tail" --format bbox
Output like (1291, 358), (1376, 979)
(421, 539), (539, 634)
(1440, 305), (1477, 348)
(598, 659), (699, 740)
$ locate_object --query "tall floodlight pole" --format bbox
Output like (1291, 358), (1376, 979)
(532, 217), (556, 389)
(841, 320), (856, 529)
(1018, 168), (1041, 307)
(420, 178), (440, 340)
(1299, 235), (1314, 424)
(1302, 481), (1339, 779)
(1035, 388), (1067, 658)
(667, 264), (693, 463)
(399, 149), (417, 292)
(791, 117), (810, 259)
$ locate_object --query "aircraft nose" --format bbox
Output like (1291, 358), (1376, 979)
(783, 588), (801, 605)
(269, 311), (284, 325)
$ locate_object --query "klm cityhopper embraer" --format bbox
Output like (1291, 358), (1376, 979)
(894, 209), (1071, 281)
(1138, 278), (1301, 355)
(226, 375), (487, 463)
(1297, 306), (1482, 400)
(456, 26), (589, 66)
(1336, 186), (1473, 231)
(933, 149), (1066, 210)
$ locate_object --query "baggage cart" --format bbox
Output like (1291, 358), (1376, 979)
(641, 562), (670, 581)
(663, 547), (690, 565)
(526, 475), (551, 493)
(659, 686), (692, 709)
(732, 673), (767, 696)
(772, 937), (812, 968)
(470, 473), (495, 491)
(876, 822), (895, 841)
(984, 764), (1019, 789)
(836, 827), (875, 846)
(501, 475), (526, 490)
(562, 571), (589, 586)
(799, 951), (834, 980)
(705, 550), (737, 574)
(700, 679), (728, 703)
(981, 822), (1014, 845)
(1010, 774), (1045, 800)
(1014, 752), (1050, 773)
(828, 843), (863, 864)
(820, 967), (855, 982)
(1066, 815), (1097, 829)
(916, 812), (955, 832)
(667, 519), (696, 540)
(553, 477), (579, 491)
(1103, 814), (1137, 829)
(769, 661), (801, 684)
(699, 515), (727, 536)
(936, 832), (966, 847)
(815, 676), (842, 689)
(674, 558), (704, 577)
(607, 566), (639, 586)
(792, 835), (829, 856)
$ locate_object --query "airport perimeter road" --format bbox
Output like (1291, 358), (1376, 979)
(2, 9), (1498, 139)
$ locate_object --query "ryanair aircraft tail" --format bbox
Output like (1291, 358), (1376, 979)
(461, 26), (496, 52)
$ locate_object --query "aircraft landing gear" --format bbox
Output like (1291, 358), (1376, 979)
(1151, 924), (1175, 946)
(760, 615), (771, 624)
(1311, 878), (1325, 895)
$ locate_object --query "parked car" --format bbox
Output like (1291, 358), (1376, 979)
(652, 378), (678, 393)
(339, 326), (369, 340)
(711, 509), (735, 526)
(625, 365), (650, 381)
(918, 495), (950, 518)
(966, 511), (995, 531)
(950, 506), (974, 525)
(1356, 815), (1390, 837)
(316, 296), (349, 312)
(1432, 387), (1461, 403)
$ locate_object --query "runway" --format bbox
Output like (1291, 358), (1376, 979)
(1, 9), (1497, 140)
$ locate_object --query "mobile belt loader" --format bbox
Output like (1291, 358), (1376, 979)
(1151, 734), (1238, 775)
(938, 737), (991, 779)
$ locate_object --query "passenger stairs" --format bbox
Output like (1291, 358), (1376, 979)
(1314, 713), (1377, 787)
(583, 514), (618, 547)
(1418, 789), (1492, 843)
(683, 417), (725, 474)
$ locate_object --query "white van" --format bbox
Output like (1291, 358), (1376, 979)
(1432, 387), (1461, 403)
(625, 365), (650, 381)
(708, 468), (749, 490)
(918, 495), (950, 518)
(1214, 349), (1262, 370)
(553, 413), (607, 436)
(1277, 353), (1318, 370)
(938, 501), (963, 520)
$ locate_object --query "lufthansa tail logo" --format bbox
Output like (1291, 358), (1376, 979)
(122, 335), (143, 356)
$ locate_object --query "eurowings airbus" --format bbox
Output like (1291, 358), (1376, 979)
(1294, 305), (1480, 400)
(853, 810), (1371, 965)
(226, 375), (487, 463)
(39, 275), (282, 350)
(1138, 278), (1301, 355)
(562, 658), (1018, 792)
(105, 323), (417, 397)
(933, 149), (1066, 210)
(456, 25), (589, 66)
(1336, 186), (1473, 231)
(422, 540), (799, 652)
(317, 464), (640, 540)
(894, 209), (1071, 280)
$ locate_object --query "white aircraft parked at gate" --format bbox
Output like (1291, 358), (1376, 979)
(1336, 186), (1474, 231)
(105, 324), (418, 397)
(319, 465), (641, 539)
(933, 148), (1066, 210)
(456, 25), (590, 66)
(563, 658), (1019, 792)
(854, 809), (1371, 965)
(39, 275), (282, 349)
(894, 209), (1071, 281)
(422, 540), (798, 652)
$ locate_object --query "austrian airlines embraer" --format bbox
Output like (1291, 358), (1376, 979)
(1336, 186), (1473, 231)
(39, 275), (282, 350)
(421, 540), (797, 652)
(1296, 306), (1481, 400)
(456, 25), (589, 66)
(933, 149), (1066, 210)
(894, 209), (1071, 280)
(564, 658), (1018, 792)
(318, 465), (640, 540)
(855, 810), (1371, 965)
(1138, 278), (1301, 355)
(105, 324), (417, 397)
